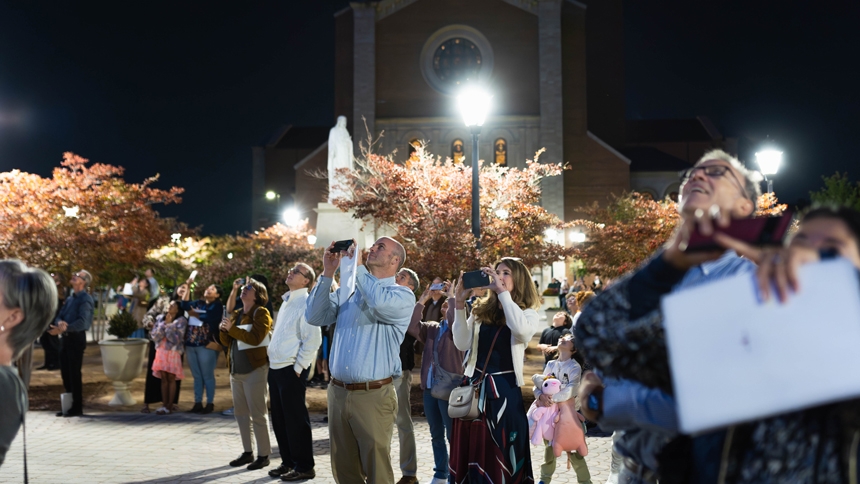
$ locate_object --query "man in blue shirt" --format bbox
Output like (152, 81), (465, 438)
(575, 150), (761, 483)
(49, 269), (94, 417)
(306, 237), (415, 484)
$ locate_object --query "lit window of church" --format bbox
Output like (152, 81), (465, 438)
(452, 139), (465, 164)
(494, 138), (507, 166)
(408, 139), (420, 162)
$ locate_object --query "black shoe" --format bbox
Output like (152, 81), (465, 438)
(55, 411), (64, 417)
(63, 410), (83, 418)
(281, 469), (316, 481)
(36, 365), (49, 370)
(229, 452), (254, 467)
(268, 464), (293, 477)
(188, 402), (203, 413)
(201, 403), (214, 414)
(247, 455), (270, 470)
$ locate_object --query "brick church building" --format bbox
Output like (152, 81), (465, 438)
(252, 0), (735, 231)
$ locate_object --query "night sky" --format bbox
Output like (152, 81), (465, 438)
(0, 1), (858, 235)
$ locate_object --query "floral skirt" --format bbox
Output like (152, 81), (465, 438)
(450, 373), (533, 483)
(152, 348), (184, 380)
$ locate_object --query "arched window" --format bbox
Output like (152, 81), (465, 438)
(452, 139), (465, 164)
(408, 139), (420, 162)
(494, 138), (507, 166)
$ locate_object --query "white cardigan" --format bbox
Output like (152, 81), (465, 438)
(452, 291), (540, 387)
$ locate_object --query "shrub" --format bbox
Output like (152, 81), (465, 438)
(107, 310), (139, 339)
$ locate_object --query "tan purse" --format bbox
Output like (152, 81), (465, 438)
(448, 326), (502, 421)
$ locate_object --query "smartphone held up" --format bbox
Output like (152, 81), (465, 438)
(683, 211), (794, 252)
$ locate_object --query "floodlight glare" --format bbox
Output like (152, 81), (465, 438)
(755, 150), (783, 176)
(282, 208), (301, 227)
(457, 86), (492, 127)
(307, 235), (317, 245)
(265, 191), (277, 200)
(569, 231), (586, 243)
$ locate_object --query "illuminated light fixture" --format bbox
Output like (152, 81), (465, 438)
(495, 208), (509, 220)
(307, 235), (317, 245)
(282, 208), (301, 227)
(227, 252), (233, 260)
(171, 233), (181, 243)
(755, 149), (783, 193)
(265, 190), (277, 200)
(457, 86), (492, 127)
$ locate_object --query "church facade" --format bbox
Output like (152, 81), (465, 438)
(252, 0), (735, 235)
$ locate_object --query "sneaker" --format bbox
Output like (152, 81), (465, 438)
(229, 452), (253, 467)
(247, 455), (270, 470)
(281, 469), (316, 481)
(222, 407), (234, 416)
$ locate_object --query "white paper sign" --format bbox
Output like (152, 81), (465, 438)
(662, 259), (860, 434)
(121, 283), (133, 296)
(338, 242), (358, 307)
(188, 316), (204, 327)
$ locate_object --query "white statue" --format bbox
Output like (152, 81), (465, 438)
(327, 115), (354, 203)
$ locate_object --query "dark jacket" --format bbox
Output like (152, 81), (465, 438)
(55, 289), (94, 333)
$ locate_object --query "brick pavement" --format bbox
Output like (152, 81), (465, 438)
(1, 411), (611, 484)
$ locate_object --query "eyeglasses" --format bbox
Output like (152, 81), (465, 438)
(679, 164), (749, 200)
(289, 267), (310, 279)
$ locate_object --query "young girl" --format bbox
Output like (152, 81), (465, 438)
(533, 333), (591, 484)
(150, 301), (187, 415)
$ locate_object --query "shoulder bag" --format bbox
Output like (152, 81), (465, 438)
(430, 325), (463, 401)
(448, 325), (502, 421)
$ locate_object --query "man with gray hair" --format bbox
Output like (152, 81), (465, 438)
(575, 149), (761, 482)
(49, 269), (94, 417)
(393, 267), (421, 484)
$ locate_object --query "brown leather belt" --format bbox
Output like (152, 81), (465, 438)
(330, 377), (393, 391)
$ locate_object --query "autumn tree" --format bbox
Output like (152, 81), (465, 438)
(195, 221), (322, 298)
(332, 143), (575, 282)
(570, 192), (788, 279)
(0, 152), (183, 284)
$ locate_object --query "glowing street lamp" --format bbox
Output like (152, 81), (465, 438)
(307, 234), (317, 245)
(265, 190), (277, 200)
(457, 85), (492, 249)
(282, 207), (301, 228)
(171, 233), (182, 244)
(755, 149), (783, 194)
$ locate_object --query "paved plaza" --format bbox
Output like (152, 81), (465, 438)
(1, 411), (611, 483)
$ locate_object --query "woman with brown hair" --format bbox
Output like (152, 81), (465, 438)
(219, 277), (273, 472)
(450, 257), (541, 483)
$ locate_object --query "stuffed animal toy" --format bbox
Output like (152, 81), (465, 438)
(551, 397), (588, 458)
(526, 377), (561, 446)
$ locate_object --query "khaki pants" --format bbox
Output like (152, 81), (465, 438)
(394, 370), (417, 476)
(540, 442), (592, 484)
(230, 365), (271, 456)
(327, 381), (397, 483)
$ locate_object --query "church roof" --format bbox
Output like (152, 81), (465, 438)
(627, 116), (723, 143)
(622, 146), (692, 173)
(262, 125), (329, 150)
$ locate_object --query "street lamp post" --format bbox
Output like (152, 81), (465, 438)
(457, 86), (492, 249)
(755, 149), (783, 194)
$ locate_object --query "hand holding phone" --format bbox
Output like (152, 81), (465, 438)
(683, 211), (793, 252)
(330, 239), (354, 254)
(461, 270), (491, 290)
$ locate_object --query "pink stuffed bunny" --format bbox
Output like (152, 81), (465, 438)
(526, 377), (561, 446)
(551, 398), (588, 458)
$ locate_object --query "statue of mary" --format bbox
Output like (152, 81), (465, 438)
(327, 116), (354, 203)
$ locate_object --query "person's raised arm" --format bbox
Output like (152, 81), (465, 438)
(306, 242), (341, 327)
(451, 274), (473, 351)
(580, 374), (679, 435)
(226, 277), (243, 314)
(406, 302), (427, 342)
(354, 265), (415, 323)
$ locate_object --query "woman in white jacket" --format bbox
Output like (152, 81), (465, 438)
(449, 257), (541, 483)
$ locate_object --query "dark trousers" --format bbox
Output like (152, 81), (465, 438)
(39, 331), (60, 368)
(268, 366), (314, 472)
(60, 331), (87, 413)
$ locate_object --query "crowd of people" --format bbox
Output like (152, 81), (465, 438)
(1, 148), (860, 483)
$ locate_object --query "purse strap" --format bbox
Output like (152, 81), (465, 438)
(476, 325), (503, 383)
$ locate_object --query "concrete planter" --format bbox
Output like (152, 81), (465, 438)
(98, 338), (148, 406)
